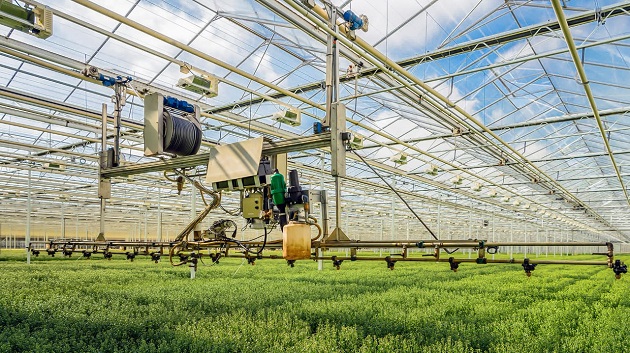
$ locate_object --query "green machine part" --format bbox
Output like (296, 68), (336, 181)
(270, 172), (286, 206)
(0, 1), (34, 32)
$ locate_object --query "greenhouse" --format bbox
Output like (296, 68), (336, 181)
(0, 0), (629, 352)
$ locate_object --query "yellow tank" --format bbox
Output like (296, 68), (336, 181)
(282, 222), (311, 260)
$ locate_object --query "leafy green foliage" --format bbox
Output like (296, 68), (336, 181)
(0, 250), (629, 352)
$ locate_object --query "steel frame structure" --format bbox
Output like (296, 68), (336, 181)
(1, 0), (630, 259)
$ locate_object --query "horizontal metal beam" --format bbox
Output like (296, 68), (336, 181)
(363, 106), (630, 150)
(435, 149), (630, 173)
(101, 132), (331, 178)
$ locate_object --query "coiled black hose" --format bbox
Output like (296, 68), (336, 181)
(163, 111), (201, 156)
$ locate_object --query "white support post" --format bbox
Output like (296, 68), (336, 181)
(143, 210), (148, 242)
(510, 222), (513, 259)
(190, 261), (196, 280)
(26, 167), (31, 264)
(390, 193), (395, 241)
(99, 103), (107, 240)
(551, 223), (555, 257)
(317, 156), (325, 271)
(524, 228), (528, 258)
(491, 213), (495, 260)
(60, 200), (65, 239)
(437, 204), (441, 239)
(468, 211), (472, 258)
(379, 219), (383, 257)
(157, 187), (162, 242)
(345, 211), (350, 257)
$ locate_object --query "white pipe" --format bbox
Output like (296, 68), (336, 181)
(157, 187), (162, 242)
(26, 167), (31, 265)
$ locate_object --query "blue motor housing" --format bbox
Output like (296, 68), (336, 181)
(343, 10), (364, 31)
(97, 74), (132, 87)
(163, 96), (195, 113)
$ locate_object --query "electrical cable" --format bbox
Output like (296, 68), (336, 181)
(349, 147), (459, 254)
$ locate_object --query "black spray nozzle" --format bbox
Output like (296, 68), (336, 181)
(288, 169), (301, 191)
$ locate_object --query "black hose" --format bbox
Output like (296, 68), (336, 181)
(218, 226), (268, 256)
(163, 112), (201, 156)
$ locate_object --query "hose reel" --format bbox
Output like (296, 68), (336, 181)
(144, 92), (202, 157)
(161, 109), (201, 156)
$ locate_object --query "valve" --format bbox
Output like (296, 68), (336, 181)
(62, 249), (72, 257)
(31, 249), (40, 257)
(103, 251), (113, 260)
(82, 250), (92, 258)
(448, 257), (460, 272)
(287, 260), (296, 268)
(612, 260), (627, 279)
(522, 258), (537, 277)
(179, 253), (189, 263)
(247, 257), (256, 265)
(46, 249), (56, 257)
(150, 253), (161, 263)
(385, 256), (396, 270)
(331, 256), (343, 270)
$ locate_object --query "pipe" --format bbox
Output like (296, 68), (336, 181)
(33, 246), (611, 267)
(550, 0), (630, 208)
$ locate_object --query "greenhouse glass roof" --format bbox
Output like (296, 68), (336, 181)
(1, 0), (630, 243)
